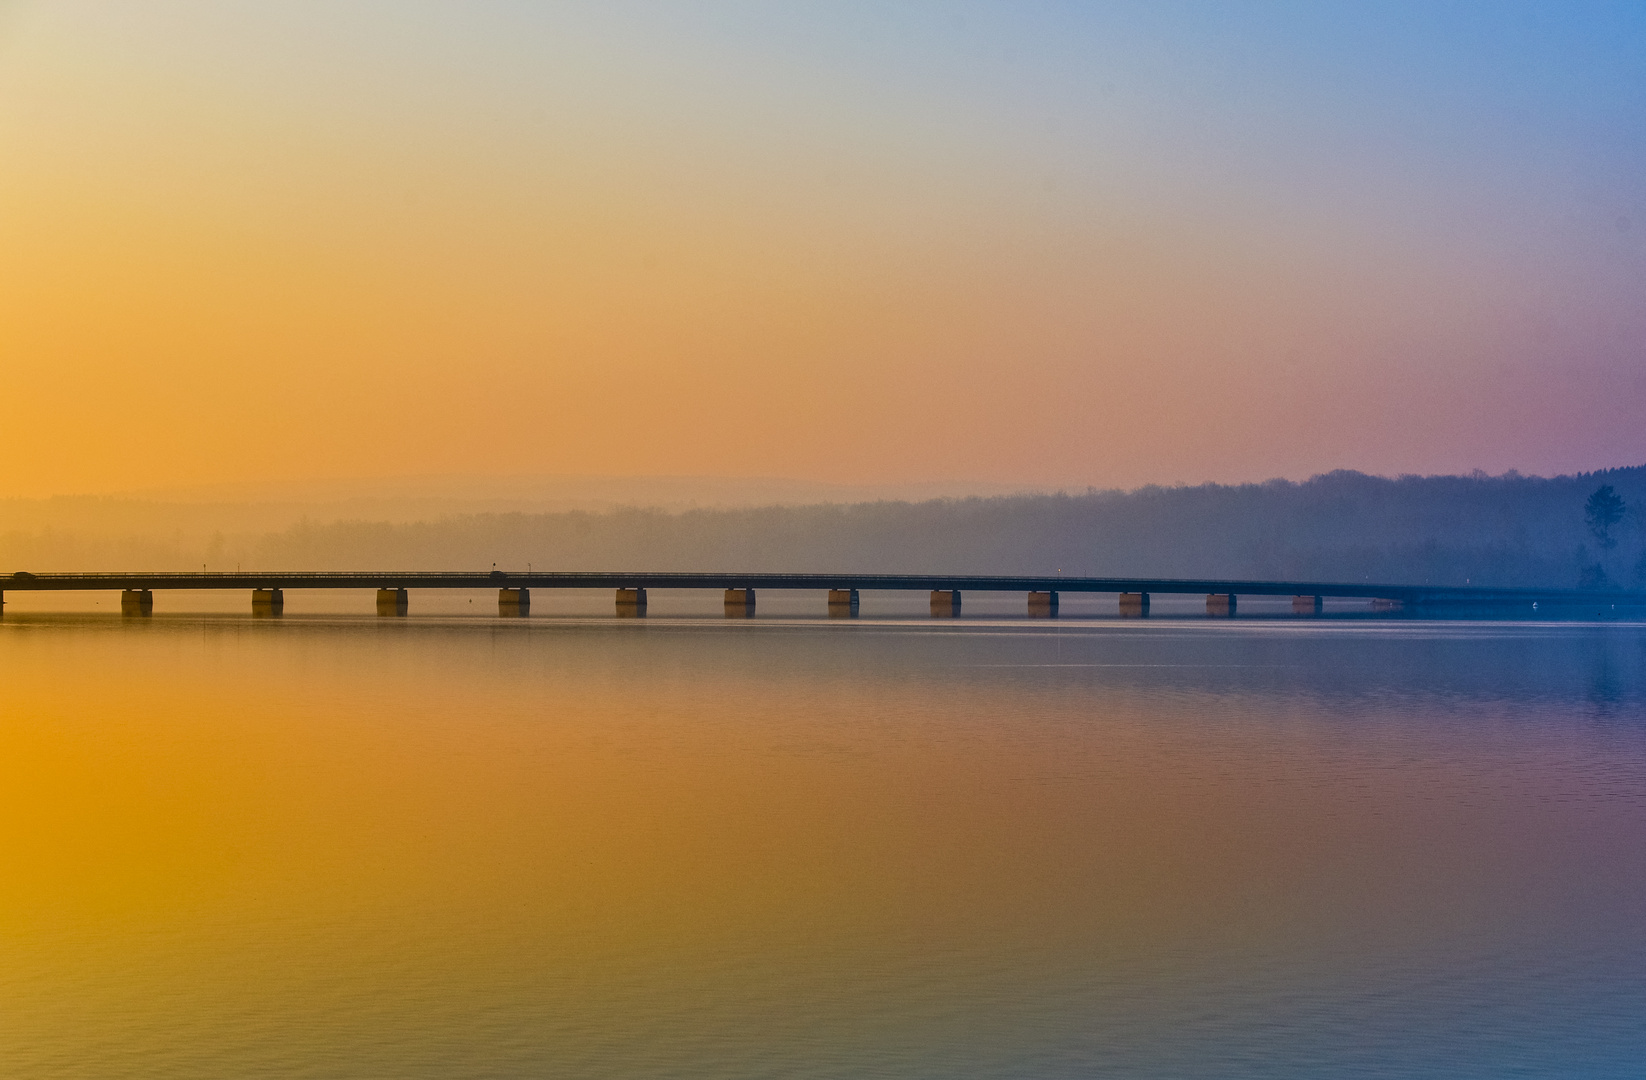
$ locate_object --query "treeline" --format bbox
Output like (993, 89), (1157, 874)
(245, 467), (1646, 589)
(5, 467), (1643, 588)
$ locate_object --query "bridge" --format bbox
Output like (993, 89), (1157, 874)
(3, 571), (1641, 617)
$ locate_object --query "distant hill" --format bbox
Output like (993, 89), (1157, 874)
(5, 467), (1644, 589)
(249, 467), (1646, 590)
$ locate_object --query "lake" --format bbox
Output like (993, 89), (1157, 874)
(2, 612), (1643, 1078)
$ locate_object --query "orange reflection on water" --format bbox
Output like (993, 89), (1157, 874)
(2, 616), (1644, 1077)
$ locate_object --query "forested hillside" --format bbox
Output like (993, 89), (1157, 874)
(5, 467), (1643, 588)
(249, 467), (1646, 589)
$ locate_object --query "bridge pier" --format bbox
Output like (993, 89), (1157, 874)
(1206, 593), (1236, 616)
(1293, 594), (1323, 615)
(1028, 591), (1058, 617)
(1119, 592), (1149, 617)
(376, 588), (408, 616)
(724, 588), (756, 617)
(930, 590), (961, 617)
(828, 589), (859, 617)
(252, 588), (284, 616)
(615, 588), (647, 616)
(121, 589), (154, 617)
(498, 588), (529, 616)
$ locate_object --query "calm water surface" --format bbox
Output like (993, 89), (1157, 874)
(2, 614), (1644, 1078)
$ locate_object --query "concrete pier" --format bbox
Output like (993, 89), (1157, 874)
(1206, 593), (1236, 616)
(1027, 590), (1059, 617)
(1293, 594), (1324, 615)
(615, 588), (647, 616)
(828, 588), (859, 617)
(252, 588), (284, 616)
(376, 588), (408, 616)
(121, 589), (154, 616)
(498, 587), (530, 616)
(1119, 592), (1149, 616)
(724, 588), (756, 617)
(930, 590), (961, 617)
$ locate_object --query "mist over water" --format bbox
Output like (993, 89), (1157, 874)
(2, 615), (1643, 1078)
(5, 467), (1643, 590)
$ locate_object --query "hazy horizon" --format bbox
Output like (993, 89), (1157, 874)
(6, 464), (1642, 594)
(3, 471), (1056, 510)
(9, 457), (1639, 508)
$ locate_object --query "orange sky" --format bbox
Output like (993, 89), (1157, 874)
(2, 3), (1643, 498)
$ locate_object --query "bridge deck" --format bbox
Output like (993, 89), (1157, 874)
(4, 571), (1641, 607)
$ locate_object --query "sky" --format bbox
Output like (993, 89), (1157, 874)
(1, 1), (1643, 498)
